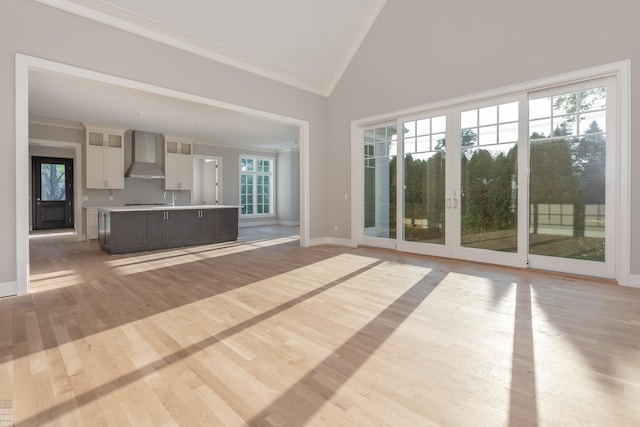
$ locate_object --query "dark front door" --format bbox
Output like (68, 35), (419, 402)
(32, 156), (74, 230)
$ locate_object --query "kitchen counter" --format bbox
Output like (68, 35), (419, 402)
(97, 205), (239, 254)
(96, 204), (239, 212)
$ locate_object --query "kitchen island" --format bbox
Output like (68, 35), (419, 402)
(97, 205), (238, 254)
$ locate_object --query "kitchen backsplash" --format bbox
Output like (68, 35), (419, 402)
(83, 178), (190, 207)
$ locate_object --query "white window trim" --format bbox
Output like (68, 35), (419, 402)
(351, 60), (632, 286)
(239, 154), (276, 217)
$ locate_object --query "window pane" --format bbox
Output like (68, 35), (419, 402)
(479, 106), (497, 126)
(579, 111), (606, 135)
(416, 136), (430, 153)
(404, 137), (416, 154)
(416, 119), (430, 135)
(403, 151), (446, 244)
(529, 97), (551, 120)
(364, 129), (375, 144)
(404, 121), (416, 138)
(461, 109), (477, 128)
(499, 122), (518, 143)
(41, 164), (66, 201)
(529, 119), (551, 139)
(432, 116), (446, 133)
(461, 144), (518, 252)
(375, 142), (387, 157)
(553, 93), (576, 115)
(499, 102), (518, 122)
(580, 87), (606, 111)
(479, 126), (498, 145)
(553, 116), (576, 137)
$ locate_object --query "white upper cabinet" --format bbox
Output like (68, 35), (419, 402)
(164, 136), (193, 190)
(85, 125), (126, 189)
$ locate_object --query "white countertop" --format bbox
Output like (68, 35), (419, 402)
(96, 205), (239, 212)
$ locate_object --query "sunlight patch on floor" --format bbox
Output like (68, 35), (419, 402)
(30, 269), (83, 292)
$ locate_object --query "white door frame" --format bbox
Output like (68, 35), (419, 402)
(192, 154), (223, 205)
(15, 53), (310, 296)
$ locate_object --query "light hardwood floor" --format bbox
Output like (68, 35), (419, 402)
(2, 226), (639, 426)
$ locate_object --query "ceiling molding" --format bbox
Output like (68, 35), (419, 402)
(29, 116), (84, 129)
(33, 0), (387, 97)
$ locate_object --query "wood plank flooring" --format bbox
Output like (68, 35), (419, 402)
(1, 225), (639, 426)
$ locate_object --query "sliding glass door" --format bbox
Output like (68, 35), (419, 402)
(358, 76), (616, 278)
(527, 78), (615, 278)
(396, 97), (527, 267)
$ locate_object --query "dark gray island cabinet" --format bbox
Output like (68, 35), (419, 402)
(97, 206), (238, 254)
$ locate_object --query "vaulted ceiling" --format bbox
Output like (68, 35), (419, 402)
(34, 0), (387, 96)
(29, 0), (387, 149)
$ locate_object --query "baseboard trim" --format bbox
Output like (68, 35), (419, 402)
(278, 220), (300, 226)
(624, 274), (640, 288)
(308, 237), (353, 247)
(239, 220), (278, 228)
(0, 281), (18, 298)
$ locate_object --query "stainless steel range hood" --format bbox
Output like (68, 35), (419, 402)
(125, 131), (165, 179)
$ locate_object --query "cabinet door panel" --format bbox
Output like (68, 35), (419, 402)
(165, 210), (183, 248)
(179, 154), (193, 190)
(146, 211), (166, 250)
(105, 149), (124, 189)
(182, 210), (201, 246)
(165, 153), (179, 189)
(111, 212), (146, 253)
(202, 210), (216, 243)
(215, 208), (238, 242)
(86, 148), (105, 189)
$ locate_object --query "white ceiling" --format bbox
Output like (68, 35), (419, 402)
(30, 69), (300, 150)
(34, 0), (387, 96)
(29, 0), (387, 150)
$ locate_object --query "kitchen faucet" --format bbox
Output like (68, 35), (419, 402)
(163, 191), (176, 206)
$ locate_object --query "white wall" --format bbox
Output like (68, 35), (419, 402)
(327, 0), (640, 275)
(1, 0), (327, 286)
(277, 149), (300, 224)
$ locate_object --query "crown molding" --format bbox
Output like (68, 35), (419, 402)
(29, 116), (84, 129)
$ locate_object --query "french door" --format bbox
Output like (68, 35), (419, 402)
(360, 76), (616, 278)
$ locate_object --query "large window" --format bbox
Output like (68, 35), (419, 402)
(240, 156), (274, 216)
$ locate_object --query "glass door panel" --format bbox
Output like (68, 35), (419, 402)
(401, 115), (447, 245)
(363, 124), (397, 241)
(460, 102), (519, 252)
(528, 78), (614, 278)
